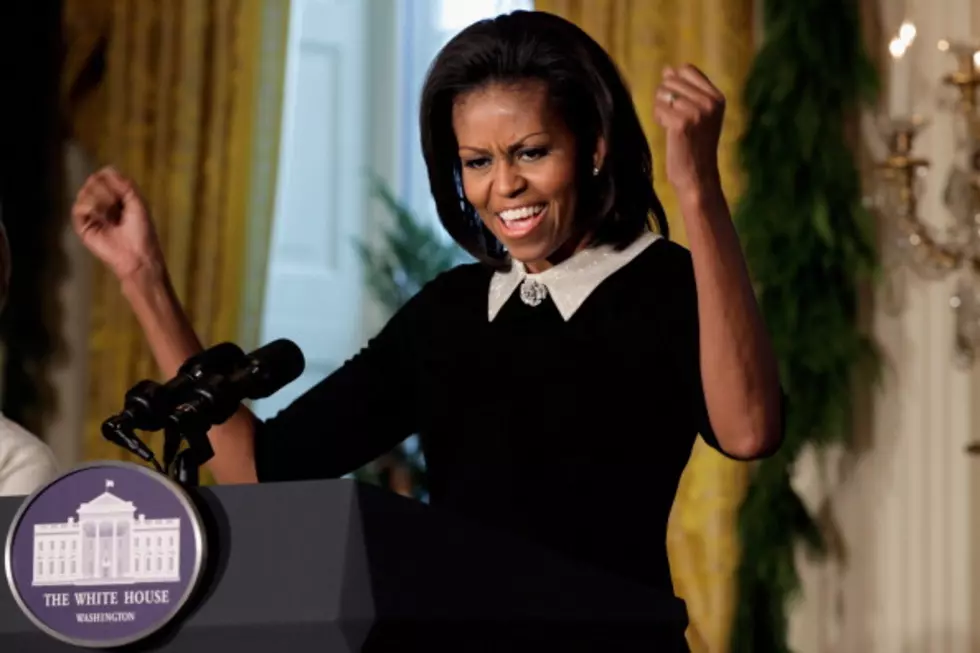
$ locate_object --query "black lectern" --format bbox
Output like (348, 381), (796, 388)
(0, 479), (688, 651)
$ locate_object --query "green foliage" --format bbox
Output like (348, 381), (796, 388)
(730, 0), (879, 650)
(353, 175), (469, 498)
(356, 178), (466, 313)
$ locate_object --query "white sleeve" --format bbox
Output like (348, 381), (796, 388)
(0, 452), (59, 496)
(0, 425), (59, 497)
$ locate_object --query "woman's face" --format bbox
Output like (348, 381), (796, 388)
(452, 80), (587, 272)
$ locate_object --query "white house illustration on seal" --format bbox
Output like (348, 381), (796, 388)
(31, 480), (181, 587)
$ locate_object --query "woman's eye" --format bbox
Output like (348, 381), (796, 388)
(519, 148), (547, 162)
(463, 157), (491, 169)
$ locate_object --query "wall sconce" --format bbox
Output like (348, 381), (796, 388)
(874, 23), (980, 367)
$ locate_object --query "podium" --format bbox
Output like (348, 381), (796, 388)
(0, 479), (689, 651)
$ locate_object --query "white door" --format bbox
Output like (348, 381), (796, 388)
(253, 0), (368, 419)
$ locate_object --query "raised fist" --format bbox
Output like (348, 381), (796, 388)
(71, 167), (164, 282)
(654, 63), (725, 194)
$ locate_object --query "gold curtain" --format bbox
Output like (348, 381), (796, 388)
(533, 2), (753, 651)
(61, 0), (290, 466)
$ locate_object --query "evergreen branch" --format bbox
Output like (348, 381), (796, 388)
(729, 0), (879, 650)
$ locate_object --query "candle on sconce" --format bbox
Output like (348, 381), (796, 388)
(889, 20), (917, 119)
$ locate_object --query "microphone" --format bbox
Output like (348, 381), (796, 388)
(168, 338), (306, 434)
(101, 342), (246, 434)
(100, 342), (246, 471)
(101, 419), (162, 473)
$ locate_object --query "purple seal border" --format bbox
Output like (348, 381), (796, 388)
(3, 460), (207, 649)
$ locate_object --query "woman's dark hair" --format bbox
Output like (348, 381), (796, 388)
(419, 9), (669, 268)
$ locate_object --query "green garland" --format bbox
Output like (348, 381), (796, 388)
(730, 0), (879, 650)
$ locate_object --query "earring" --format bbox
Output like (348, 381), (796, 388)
(592, 166), (599, 176)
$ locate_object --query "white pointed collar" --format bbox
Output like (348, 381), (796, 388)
(488, 230), (662, 321)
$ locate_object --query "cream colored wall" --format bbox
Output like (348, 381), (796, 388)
(789, 0), (980, 651)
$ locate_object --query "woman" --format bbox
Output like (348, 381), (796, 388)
(0, 219), (59, 496)
(71, 9), (781, 646)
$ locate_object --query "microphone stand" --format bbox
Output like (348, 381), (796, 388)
(164, 416), (215, 489)
(172, 448), (199, 487)
(162, 422), (182, 475)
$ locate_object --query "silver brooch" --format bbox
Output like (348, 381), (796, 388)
(519, 278), (548, 307)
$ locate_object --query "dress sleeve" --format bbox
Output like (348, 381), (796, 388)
(252, 281), (430, 483)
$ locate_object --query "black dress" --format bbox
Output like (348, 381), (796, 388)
(254, 232), (724, 648)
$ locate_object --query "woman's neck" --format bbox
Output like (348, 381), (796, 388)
(523, 229), (594, 274)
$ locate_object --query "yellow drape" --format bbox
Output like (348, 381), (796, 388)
(533, 2), (753, 651)
(62, 0), (289, 468)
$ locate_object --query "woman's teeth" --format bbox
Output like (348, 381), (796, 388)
(498, 204), (545, 222)
(497, 204), (547, 237)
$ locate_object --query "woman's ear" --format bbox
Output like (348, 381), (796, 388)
(592, 137), (607, 175)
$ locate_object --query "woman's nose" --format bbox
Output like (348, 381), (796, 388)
(494, 161), (526, 198)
